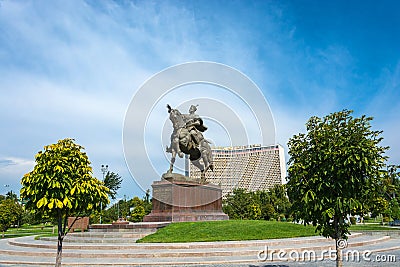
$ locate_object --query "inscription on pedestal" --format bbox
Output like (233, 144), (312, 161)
(153, 185), (172, 204)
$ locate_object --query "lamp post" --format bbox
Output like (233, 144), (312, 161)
(117, 200), (120, 219)
(100, 165), (108, 224)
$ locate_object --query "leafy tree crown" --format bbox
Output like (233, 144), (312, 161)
(20, 138), (110, 217)
(287, 110), (388, 239)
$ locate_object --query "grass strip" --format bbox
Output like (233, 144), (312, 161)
(349, 224), (400, 231)
(1, 224), (54, 239)
(137, 220), (317, 243)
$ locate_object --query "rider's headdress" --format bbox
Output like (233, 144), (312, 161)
(189, 105), (198, 113)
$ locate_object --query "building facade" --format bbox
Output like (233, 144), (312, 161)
(188, 144), (287, 197)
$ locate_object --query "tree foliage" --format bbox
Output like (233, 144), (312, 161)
(375, 165), (400, 220)
(103, 171), (122, 200)
(388, 198), (400, 221)
(363, 165), (400, 221)
(5, 191), (18, 201)
(20, 138), (110, 267)
(223, 188), (256, 220)
(223, 185), (291, 220)
(98, 192), (152, 223)
(131, 205), (146, 222)
(286, 110), (388, 266)
(0, 199), (23, 237)
(128, 194), (152, 222)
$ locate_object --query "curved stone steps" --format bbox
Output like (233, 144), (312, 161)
(38, 237), (145, 243)
(3, 234), (389, 257)
(68, 232), (157, 238)
(0, 247), (399, 267)
(8, 233), (363, 250)
(343, 238), (400, 254)
(0, 233), (398, 266)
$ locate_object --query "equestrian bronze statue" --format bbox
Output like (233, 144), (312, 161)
(166, 104), (213, 183)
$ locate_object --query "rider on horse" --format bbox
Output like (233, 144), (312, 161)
(167, 104), (208, 158)
(183, 105), (208, 145)
(166, 104), (213, 181)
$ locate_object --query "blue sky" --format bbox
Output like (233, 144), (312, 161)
(1, 0), (399, 201)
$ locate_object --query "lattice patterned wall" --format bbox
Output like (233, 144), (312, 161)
(189, 144), (286, 197)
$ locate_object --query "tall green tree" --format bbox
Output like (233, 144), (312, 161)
(128, 195), (151, 222)
(286, 110), (387, 267)
(103, 171), (122, 200)
(388, 198), (400, 221)
(20, 138), (109, 267)
(365, 165), (400, 222)
(382, 165), (400, 200)
(143, 189), (152, 215)
(0, 199), (23, 237)
(223, 188), (264, 220)
(256, 190), (276, 220)
(268, 184), (292, 219)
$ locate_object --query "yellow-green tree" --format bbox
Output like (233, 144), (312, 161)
(20, 138), (109, 267)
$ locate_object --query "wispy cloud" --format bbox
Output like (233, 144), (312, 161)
(0, 159), (17, 167)
(0, 157), (35, 194)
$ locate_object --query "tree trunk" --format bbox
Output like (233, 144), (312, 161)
(55, 213), (63, 267)
(335, 238), (343, 267)
(334, 216), (343, 267)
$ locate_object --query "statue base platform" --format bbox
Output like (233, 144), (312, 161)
(161, 172), (206, 184)
(143, 176), (229, 222)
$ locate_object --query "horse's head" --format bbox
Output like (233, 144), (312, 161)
(167, 105), (185, 129)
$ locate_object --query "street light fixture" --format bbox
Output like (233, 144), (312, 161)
(99, 165), (108, 224)
(101, 165), (109, 180)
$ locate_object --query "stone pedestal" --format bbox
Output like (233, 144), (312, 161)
(143, 178), (229, 222)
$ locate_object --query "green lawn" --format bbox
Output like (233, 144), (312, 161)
(1, 224), (54, 239)
(137, 220), (318, 243)
(349, 224), (400, 231)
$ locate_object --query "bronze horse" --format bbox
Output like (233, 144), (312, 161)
(166, 104), (213, 183)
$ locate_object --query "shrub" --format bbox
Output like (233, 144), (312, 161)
(130, 206), (146, 222)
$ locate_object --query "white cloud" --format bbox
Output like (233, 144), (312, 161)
(0, 157), (35, 195)
(366, 62), (400, 165)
